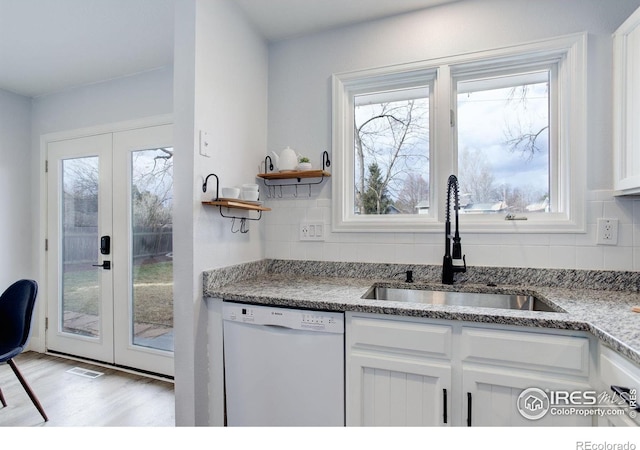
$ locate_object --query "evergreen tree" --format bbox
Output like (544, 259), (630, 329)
(362, 162), (393, 214)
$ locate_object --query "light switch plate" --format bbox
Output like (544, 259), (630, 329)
(199, 130), (211, 157)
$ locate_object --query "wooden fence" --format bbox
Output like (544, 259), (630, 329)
(63, 227), (173, 264)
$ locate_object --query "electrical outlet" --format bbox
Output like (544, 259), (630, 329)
(300, 222), (325, 241)
(596, 218), (619, 245)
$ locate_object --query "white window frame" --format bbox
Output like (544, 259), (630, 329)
(332, 63), (438, 231)
(331, 33), (586, 233)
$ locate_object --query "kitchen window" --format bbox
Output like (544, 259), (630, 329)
(455, 69), (552, 215)
(354, 86), (430, 216)
(332, 33), (586, 233)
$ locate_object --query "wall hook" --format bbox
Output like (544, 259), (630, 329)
(231, 218), (249, 233)
(231, 217), (240, 233)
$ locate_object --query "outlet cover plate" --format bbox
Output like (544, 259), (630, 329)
(300, 222), (324, 241)
(596, 218), (619, 245)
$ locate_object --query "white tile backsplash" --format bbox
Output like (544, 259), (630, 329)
(603, 246), (634, 271)
(548, 246), (577, 269)
(263, 190), (640, 271)
(575, 246), (605, 270)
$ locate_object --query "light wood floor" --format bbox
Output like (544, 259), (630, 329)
(0, 351), (175, 426)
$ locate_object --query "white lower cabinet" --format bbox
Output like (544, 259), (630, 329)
(346, 313), (453, 426)
(596, 345), (640, 427)
(461, 326), (593, 426)
(350, 353), (451, 426)
(346, 312), (596, 426)
(462, 367), (592, 426)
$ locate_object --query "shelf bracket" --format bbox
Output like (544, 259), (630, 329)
(264, 155), (274, 173)
(218, 206), (263, 222)
(202, 173), (219, 200)
(322, 150), (331, 171)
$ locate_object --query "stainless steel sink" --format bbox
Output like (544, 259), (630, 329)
(361, 286), (561, 312)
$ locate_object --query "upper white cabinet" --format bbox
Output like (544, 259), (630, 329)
(614, 6), (640, 194)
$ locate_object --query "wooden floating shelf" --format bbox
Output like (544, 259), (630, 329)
(202, 200), (271, 212)
(257, 170), (331, 180)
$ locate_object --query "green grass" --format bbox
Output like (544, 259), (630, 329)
(63, 261), (173, 327)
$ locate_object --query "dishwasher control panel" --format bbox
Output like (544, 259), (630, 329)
(223, 303), (344, 334)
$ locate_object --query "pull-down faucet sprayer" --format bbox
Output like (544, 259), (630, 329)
(443, 175), (467, 284)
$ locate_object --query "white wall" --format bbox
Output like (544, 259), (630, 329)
(31, 66), (173, 136)
(0, 89), (33, 288)
(173, 0), (268, 426)
(265, 0), (640, 271)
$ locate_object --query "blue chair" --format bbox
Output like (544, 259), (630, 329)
(0, 279), (48, 421)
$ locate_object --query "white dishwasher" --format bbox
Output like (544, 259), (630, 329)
(222, 302), (344, 426)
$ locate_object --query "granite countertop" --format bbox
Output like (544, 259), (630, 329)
(204, 259), (640, 366)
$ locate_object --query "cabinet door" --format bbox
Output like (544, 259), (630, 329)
(614, 5), (640, 193)
(598, 346), (640, 426)
(347, 353), (451, 426)
(463, 366), (593, 426)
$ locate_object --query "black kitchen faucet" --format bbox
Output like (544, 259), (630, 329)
(442, 174), (466, 284)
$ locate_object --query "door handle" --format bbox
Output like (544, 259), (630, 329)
(92, 261), (111, 270)
(467, 392), (472, 426)
(611, 385), (640, 411)
(443, 388), (448, 424)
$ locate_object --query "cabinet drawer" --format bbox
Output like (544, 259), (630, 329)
(461, 327), (589, 376)
(348, 315), (452, 359)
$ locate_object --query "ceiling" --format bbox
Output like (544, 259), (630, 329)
(0, 0), (457, 98)
(234, 0), (458, 41)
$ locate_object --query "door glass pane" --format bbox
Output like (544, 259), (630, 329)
(61, 157), (100, 337)
(130, 147), (174, 352)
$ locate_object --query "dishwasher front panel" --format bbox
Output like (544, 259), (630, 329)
(223, 303), (344, 426)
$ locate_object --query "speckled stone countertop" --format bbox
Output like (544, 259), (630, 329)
(203, 259), (640, 366)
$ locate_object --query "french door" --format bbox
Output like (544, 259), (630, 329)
(46, 124), (174, 376)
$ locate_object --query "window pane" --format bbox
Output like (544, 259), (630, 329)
(457, 72), (550, 214)
(354, 87), (430, 215)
